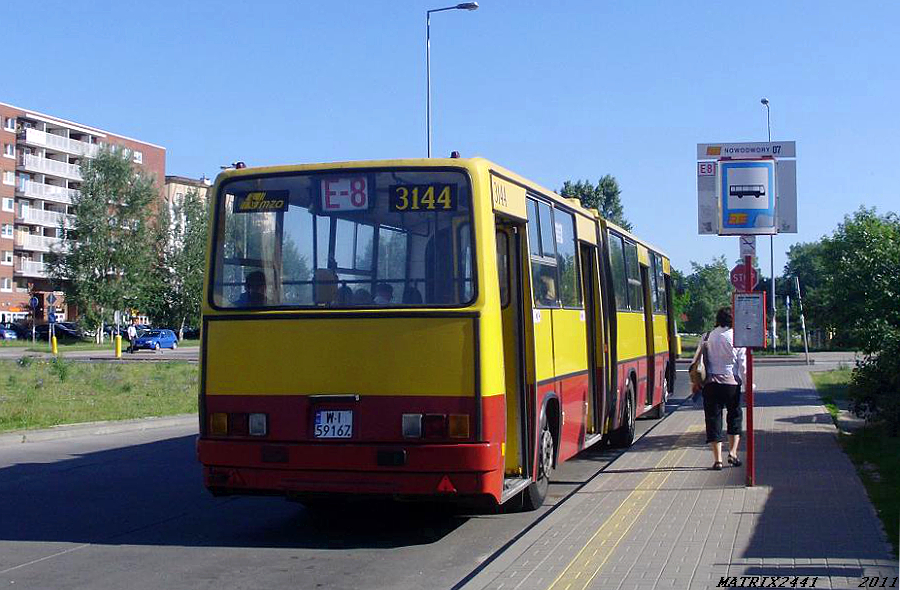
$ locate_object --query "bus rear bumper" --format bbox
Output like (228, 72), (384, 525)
(197, 439), (503, 501)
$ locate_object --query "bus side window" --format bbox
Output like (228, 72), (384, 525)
(457, 223), (473, 302)
(496, 230), (510, 308)
(554, 210), (581, 308)
(624, 241), (643, 311)
(608, 232), (628, 310)
(654, 254), (668, 313)
(526, 198), (559, 308)
(649, 253), (660, 311)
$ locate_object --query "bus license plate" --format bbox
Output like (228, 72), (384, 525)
(314, 410), (353, 438)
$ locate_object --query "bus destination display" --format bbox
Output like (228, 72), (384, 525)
(321, 177), (370, 212)
(389, 184), (457, 212)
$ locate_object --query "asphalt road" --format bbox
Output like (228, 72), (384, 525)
(0, 345), (199, 361)
(0, 372), (692, 590)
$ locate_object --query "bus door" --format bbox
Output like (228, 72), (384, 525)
(579, 243), (604, 439)
(496, 222), (531, 486)
(640, 264), (656, 409)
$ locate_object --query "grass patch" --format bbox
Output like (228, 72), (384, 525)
(811, 367), (852, 422)
(838, 426), (900, 553)
(812, 368), (899, 553)
(0, 359), (198, 433)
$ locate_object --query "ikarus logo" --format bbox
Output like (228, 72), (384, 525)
(233, 190), (289, 213)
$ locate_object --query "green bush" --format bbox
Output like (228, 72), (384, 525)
(851, 333), (900, 436)
(48, 358), (71, 382)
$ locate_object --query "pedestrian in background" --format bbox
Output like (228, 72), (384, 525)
(127, 323), (137, 354)
(692, 306), (746, 470)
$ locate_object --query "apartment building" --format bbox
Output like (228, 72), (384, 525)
(0, 102), (165, 322)
(164, 174), (211, 213)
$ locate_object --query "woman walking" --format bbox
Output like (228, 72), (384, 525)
(692, 306), (746, 470)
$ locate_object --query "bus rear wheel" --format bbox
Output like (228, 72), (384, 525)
(522, 414), (554, 511)
(609, 381), (636, 448)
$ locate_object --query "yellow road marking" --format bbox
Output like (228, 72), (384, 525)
(546, 425), (703, 590)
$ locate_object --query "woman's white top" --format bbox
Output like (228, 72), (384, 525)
(704, 326), (746, 386)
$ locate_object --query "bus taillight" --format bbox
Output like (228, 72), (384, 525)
(423, 414), (448, 439)
(448, 414), (470, 438)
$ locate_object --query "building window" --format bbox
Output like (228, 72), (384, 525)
(1, 251), (11, 266)
(0, 277), (11, 292)
(3, 143), (13, 158)
(1, 224), (12, 238)
(2, 171), (14, 186)
(3, 117), (14, 131)
(133, 150), (142, 164)
(1, 198), (12, 212)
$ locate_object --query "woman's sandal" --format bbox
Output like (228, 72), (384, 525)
(728, 455), (742, 467)
(712, 461), (723, 471)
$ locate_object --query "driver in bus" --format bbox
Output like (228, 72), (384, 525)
(234, 270), (267, 306)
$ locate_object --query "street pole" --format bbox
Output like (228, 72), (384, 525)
(426, 11), (432, 157)
(426, 3), (478, 158)
(744, 253), (755, 487)
(761, 98), (776, 354)
(786, 295), (791, 354)
(795, 276), (811, 365)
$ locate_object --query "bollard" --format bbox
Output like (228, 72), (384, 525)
(51, 335), (58, 356)
(115, 334), (122, 359)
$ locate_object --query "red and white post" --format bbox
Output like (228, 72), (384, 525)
(744, 254), (755, 487)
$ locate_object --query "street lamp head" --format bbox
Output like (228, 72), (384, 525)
(760, 97), (769, 106)
(456, 2), (479, 10)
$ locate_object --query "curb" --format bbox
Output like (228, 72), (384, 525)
(0, 414), (197, 446)
(675, 358), (815, 366)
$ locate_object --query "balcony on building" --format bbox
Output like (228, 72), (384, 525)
(16, 179), (78, 205)
(15, 259), (47, 278)
(15, 206), (73, 229)
(14, 232), (68, 253)
(18, 128), (100, 159)
(17, 154), (82, 182)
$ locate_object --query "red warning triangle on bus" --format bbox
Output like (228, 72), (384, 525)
(436, 475), (457, 493)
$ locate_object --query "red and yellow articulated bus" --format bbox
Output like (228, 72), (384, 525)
(197, 157), (676, 510)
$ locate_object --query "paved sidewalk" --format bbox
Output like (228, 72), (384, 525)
(461, 365), (898, 590)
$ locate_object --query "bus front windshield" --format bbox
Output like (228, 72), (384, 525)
(211, 169), (475, 309)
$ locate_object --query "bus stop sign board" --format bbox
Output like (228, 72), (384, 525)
(719, 160), (776, 235)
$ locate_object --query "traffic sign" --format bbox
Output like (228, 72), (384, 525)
(47, 293), (57, 305)
(29, 296), (39, 309)
(730, 263), (759, 290)
(48, 311), (57, 323)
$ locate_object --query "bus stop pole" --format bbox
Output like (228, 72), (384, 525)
(744, 253), (755, 487)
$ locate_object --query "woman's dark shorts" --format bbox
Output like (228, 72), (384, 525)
(702, 382), (743, 443)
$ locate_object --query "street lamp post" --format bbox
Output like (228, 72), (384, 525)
(761, 97), (776, 352)
(426, 2), (478, 158)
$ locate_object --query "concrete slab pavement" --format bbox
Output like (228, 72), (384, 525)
(460, 363), (897, 590)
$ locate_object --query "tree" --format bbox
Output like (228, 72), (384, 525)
(560, 175), (632, 231)
(46, 148), (157, 341)
(818, 207), (900, 353)
(783, 240), (831, 342)
(143, 190), (209, 338)
(682, 256), (731, 333)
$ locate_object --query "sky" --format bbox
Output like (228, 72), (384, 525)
(6, 1), (900, 278)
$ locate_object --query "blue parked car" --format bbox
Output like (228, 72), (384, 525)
(132, 329), (178, 351)
(0, 327), (17, 341)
